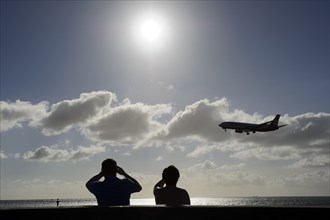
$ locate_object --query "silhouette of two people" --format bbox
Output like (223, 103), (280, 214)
(86, 159), (190, 206)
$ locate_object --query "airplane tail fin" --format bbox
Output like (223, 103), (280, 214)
(271, 114), (281, 126)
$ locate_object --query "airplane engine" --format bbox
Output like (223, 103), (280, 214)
(235, 130), (243, 133)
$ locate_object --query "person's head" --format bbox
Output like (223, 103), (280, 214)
(162, 165), (180, 186)
(101, 158), (117, 176)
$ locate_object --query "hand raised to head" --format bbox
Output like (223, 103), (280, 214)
(116, 166), (126, 176)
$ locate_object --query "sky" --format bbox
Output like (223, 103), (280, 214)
(0, 0), (329, 200)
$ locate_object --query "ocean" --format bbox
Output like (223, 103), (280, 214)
(1, 197), (329, 209)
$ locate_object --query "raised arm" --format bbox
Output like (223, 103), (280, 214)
(153, 179), (165, 194)
(117, 166), (142, 192)
(85, 172), (103, 191)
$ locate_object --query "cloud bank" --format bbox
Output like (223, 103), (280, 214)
(1, 90), (329, 167)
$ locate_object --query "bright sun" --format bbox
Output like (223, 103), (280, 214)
(132, 11), (170, 53)
(139, 19), (163, 43)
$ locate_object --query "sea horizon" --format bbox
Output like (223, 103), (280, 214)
(1, 196), (329, 209)
(1, 195), (329, 201)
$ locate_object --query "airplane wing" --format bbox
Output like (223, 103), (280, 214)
(235, 124), (259, 134)
(255, 121), (272, 129)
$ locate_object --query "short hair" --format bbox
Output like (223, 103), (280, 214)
(102, 158), (117, 175)
(162, 165), (180, 185)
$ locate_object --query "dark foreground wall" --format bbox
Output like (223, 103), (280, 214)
(1, 205), (329, 220)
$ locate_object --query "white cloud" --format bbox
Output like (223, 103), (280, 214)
(0, 150), (8, 159)
(83, 102), (172, 146)
(0, 100), (48, 132)
(230, 146), (301, 161)
(21, 145), (105, 162)
(284, 170), (330, 186)
(187, 160), (217, 172)
(185, 161), (266, 187)
(219, 163), (246, 170)
(289, 154), (330, 168)
(38, 91), (116, 135)
(214, 171), (267, 186)
(167, 84), (174, 91)
(152, 98), (230, 142)
(187, 144), (216, 158)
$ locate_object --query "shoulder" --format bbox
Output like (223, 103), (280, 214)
(177, 187), (188, 192)
(122, 178), (136, 184)
(88, 180), (102, 186)
(177, 187), (190, 196)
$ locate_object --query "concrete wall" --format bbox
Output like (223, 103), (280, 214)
(1, 205), (329, 220)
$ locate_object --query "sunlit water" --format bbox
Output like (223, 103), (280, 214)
(1, 197), (329, 209)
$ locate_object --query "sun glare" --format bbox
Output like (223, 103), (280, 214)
(132, 11), (170, 53)
(139, 19), (163, 43)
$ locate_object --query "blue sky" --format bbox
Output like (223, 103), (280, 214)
(1, 0), (329, 200)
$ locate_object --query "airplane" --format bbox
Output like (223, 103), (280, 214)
(219, 114), (287, 135)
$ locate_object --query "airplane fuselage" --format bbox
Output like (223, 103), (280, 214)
(219, 114), (286, 135)
(219, 122), (279, 132)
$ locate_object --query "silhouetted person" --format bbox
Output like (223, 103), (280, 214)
(153, 165), (190, 206)
(86, 158), (142, 206)
(56, 198), (60, 207)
